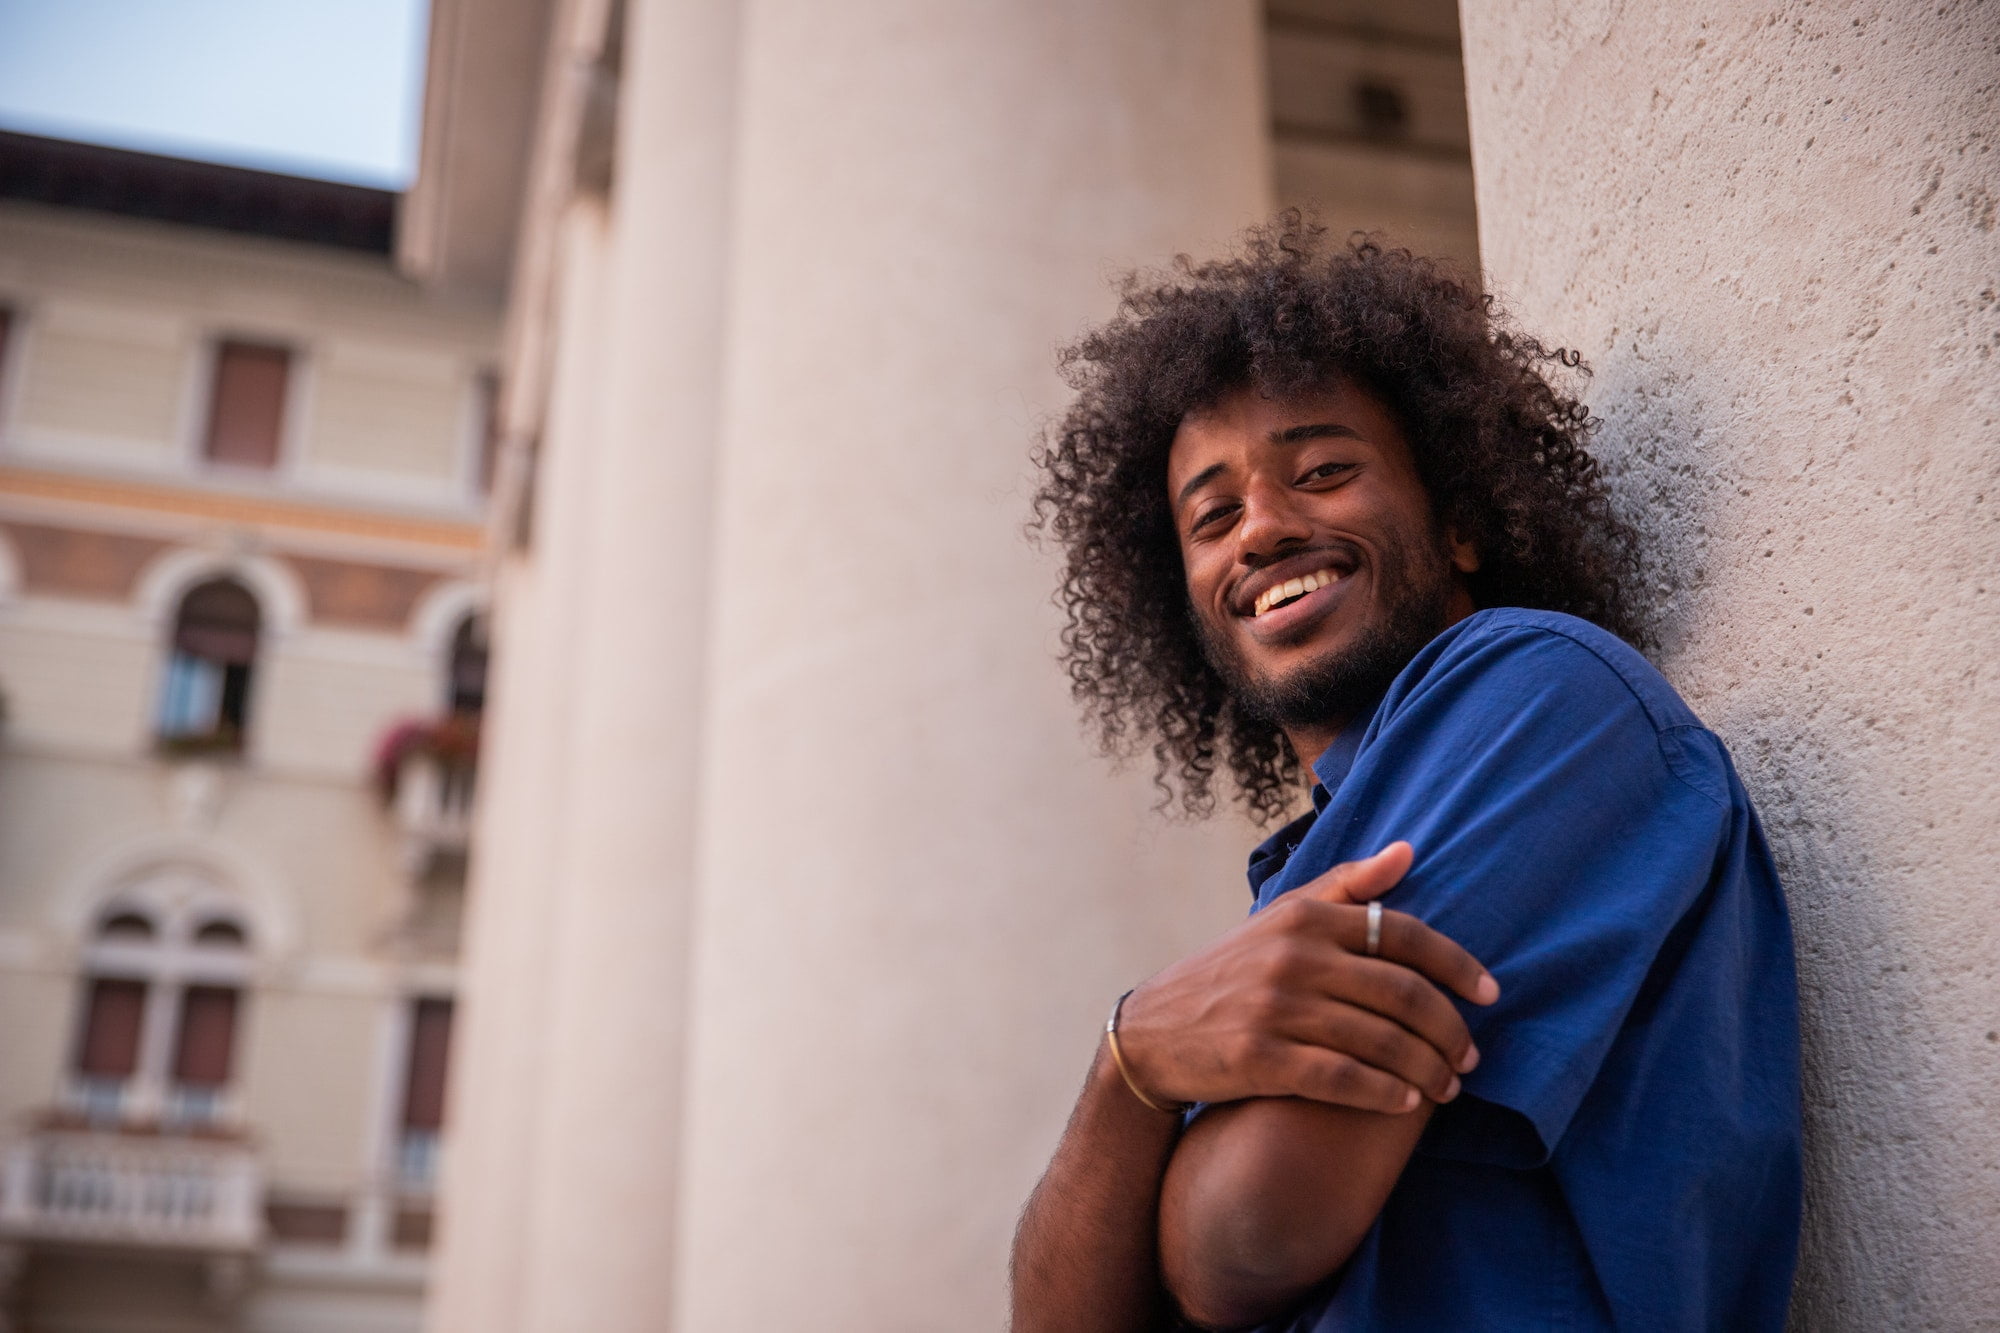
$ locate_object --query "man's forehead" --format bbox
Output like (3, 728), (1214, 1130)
(1167, 380), (1384, 474)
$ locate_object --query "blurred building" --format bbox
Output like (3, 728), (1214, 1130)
(0, 27), (539, 1324)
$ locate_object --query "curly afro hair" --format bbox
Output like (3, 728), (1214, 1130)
(1030, 215), (1644, 824)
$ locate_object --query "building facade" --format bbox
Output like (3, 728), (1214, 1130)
(0, 132), (508, 1332)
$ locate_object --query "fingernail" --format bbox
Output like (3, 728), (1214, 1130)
(1443, 1076), (1461, 1102)
(1400, 1087), (1420, 1112)
(1458, 1044), (1480, 1073)
(1474, 973), (1500, 1005)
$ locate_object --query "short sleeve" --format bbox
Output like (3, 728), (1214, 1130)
(1259, 620), (1730, 1165)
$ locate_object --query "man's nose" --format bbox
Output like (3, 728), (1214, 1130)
(1234, 479), (1312, 564)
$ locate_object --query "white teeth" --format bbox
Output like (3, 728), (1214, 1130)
(1252, 568), (1343, 617)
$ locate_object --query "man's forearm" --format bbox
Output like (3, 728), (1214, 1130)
(1160, 1096), (1433, 1328)
(1011, 1044), (1185, 1333)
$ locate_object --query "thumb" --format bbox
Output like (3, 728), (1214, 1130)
(1304, 841), (1414, 905)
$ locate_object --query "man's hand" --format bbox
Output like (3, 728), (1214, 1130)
(1009, 842), (1498, 1333)
(1112, 842), (1499, 1115)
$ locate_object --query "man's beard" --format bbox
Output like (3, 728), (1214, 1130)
(1197, 531), (1457, 735)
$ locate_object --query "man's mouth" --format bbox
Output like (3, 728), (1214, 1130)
(1251, 567), (1346, 618)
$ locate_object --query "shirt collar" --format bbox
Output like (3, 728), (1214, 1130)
(1246, 690), (1389, 895)
(1308, 688), (1387, 807)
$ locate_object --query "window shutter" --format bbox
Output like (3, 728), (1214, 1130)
(172, 985), (240, 1086)
(204, 341), (290, 468)
(401, 998), (455, 1130)
(77, 978), (147, 1077)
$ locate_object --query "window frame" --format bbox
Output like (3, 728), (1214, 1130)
(154, 576), (263, 755)
(68, 901), (254, 1130)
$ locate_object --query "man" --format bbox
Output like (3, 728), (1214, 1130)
(1011, 222), (1802, 1331)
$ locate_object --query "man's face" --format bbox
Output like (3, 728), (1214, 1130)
(1165, 380), (1479, 744)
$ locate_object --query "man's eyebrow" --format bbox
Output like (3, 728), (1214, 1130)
(1270, 422), (1364, 445)
(1174, 461), (1229, 509)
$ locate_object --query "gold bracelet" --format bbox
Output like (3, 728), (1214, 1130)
(1105, 988), (1191, 1115)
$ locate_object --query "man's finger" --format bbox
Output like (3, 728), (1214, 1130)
(1370, 909), (1500, 1007)
(1280, 1046), (1425, 1114)
(1301, 841), (1414, 906)
(1318, 952), (1479, 1075)
(1290, 1003), (1460, 1104)
(1285, 895), (1498, 1008)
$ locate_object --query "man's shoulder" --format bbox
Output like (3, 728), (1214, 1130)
(1395, 607), (1703, 738)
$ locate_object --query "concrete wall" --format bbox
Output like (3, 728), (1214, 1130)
(1460, 2), (2000, 1325)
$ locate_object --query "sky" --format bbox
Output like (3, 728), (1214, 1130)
(0, 0), (430, 189)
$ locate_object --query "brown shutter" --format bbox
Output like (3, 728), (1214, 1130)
(77, 978), (147, 1077)
(400, 998), (454, 1130)
(172, 986), (240, 1086)
(204, 341), (290, 468)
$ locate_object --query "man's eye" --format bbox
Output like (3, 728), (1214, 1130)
(1190, 504), (1236, 534)
(1300, 462), (1354, 484)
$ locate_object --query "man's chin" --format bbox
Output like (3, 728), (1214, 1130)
(1219, 618), (1441, 733)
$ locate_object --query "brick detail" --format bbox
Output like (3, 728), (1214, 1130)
(284, 553), (444, 631)
(1, 519), (170, 601)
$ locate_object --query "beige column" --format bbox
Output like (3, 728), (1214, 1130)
(424, 202), (613, 1333)
(672, 5), (1270, 1329)
(505, 1), (739, 1330)
(1460, 4), (2000, 1326)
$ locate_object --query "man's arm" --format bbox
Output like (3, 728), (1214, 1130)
(1010, 846), (1495, 1333)
(1161, 1097), (1430, 1329)
(1012, 1047), (1185, 1333)
(1156, 621), (1736, 1329)
(1156, 896), (1489, 1327)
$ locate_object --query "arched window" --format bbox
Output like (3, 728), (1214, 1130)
(99, 910), (157, 941)
(157, 578), (261, 751)
(446, 614), (487, 717)
(192, 918), (247, 948)
(68, 899), (253, 1129)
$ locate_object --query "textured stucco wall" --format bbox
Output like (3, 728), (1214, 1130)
(1460, 2), (1999, 1326)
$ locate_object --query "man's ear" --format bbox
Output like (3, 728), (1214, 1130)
(1446, 527), (1481, 575)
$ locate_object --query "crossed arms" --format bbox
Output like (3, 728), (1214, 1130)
(1010, 843), (1499, 1331)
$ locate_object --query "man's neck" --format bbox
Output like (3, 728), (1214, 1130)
(1283, 592), (1481, 776)
(1283, 720), (1350, 775)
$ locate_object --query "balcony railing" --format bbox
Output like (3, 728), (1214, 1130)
(55, 1075), (241, 1134)
(391, 753), (475, 878)
(0, 1126), (262, 1251)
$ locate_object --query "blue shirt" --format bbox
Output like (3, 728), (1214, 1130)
(1241, 608), (1801, 1332)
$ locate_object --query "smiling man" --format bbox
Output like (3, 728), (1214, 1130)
(1011, 223), (1803, 1331)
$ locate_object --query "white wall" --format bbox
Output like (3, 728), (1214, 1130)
(1461, 2), (2000, 1325)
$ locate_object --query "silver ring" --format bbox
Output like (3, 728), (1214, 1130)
(1365, 900), (1383, 956)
